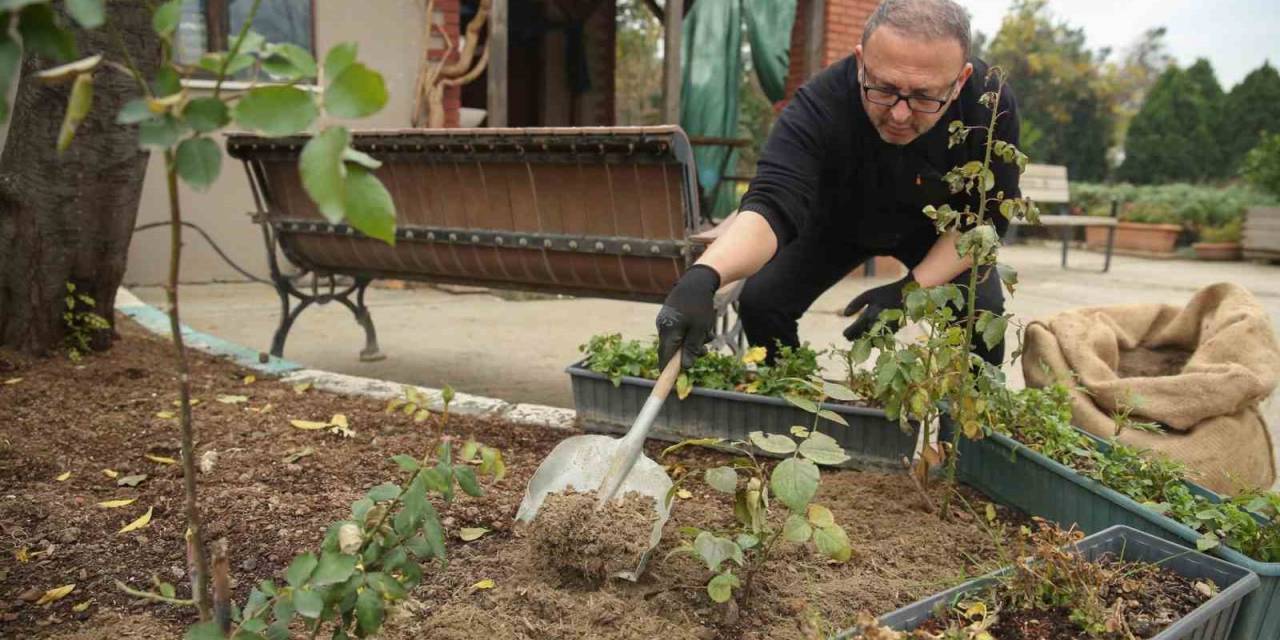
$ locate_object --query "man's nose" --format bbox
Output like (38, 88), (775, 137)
(890, 99), (913, 122)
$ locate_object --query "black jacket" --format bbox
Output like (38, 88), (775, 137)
(739, 55), (1021, 252)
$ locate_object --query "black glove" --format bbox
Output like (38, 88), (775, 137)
(841, 273), (915, 341)
(657, 264), (721, 368)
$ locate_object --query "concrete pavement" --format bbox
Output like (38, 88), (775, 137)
(130, 243), (1280, 410)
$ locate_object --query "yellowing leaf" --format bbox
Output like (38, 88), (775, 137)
(145, 454), (177, 465)
(243, 375), (256, 384)
(56, 471), (72, 482)
(290, 419), (329, 430)
(155, 411), (176, 419)
(98, 498), (137, 509)
(216, 394), (249, 404)
(3, 377), (22, 384)
(102, 469), (119, 478)
(741, 346), (767, 365)
(172, 398), (200, 407)
(676, 489), (693, 499)
(72, 599), (92, 612)
(283, 447), (314, 463)
(36, 584), (75, 605)
(117, 473), (148, 487)
(119, 507), (154, 534)
(470, 579), (494, 591)
(985, 503), (997, 524)
(250, 403), (274, 414)
(963, 601), (988, 620)
(459, 527), (489, 541)
(294, 382), (312, 394)
(330, 414), (348, 428)
(15, 547), (29, 563)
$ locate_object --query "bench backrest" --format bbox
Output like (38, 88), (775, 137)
(226, 126), (702, 302)
(1020, 163), (1070, 204)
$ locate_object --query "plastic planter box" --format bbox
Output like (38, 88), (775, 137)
(566, 361), (916, 471)
(953, 428), (1280, 640)
(834, 525), (1260, 640)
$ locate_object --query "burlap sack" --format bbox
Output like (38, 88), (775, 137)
(1022, 282), (1280, 495)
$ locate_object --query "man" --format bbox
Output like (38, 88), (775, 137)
(656, 0), (1019, 370)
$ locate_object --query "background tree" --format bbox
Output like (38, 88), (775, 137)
(1221, 62), (1280, 173)
(615, 0), (663, 125)
(1183, 58), (1227, 178)
(0, 4), (160, 355)
(983, 0), (1112, 181)
(1100, 26), (1174, 153)
(1119, 65), (1218, 183)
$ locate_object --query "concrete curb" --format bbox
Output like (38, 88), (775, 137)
(115, 287), (579, 431)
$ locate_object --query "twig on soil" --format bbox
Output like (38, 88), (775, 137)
(902, 456), (937, 514)
(114, 580), (195, 607)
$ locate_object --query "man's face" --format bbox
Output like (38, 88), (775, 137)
(854, 26), (973, 145)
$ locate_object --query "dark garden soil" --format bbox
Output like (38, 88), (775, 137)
(1, 317), (1016, 639)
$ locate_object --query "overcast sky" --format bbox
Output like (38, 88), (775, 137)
(964, 0), (1279, 89)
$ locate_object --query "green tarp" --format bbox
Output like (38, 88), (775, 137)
(680, 0), (795, 221)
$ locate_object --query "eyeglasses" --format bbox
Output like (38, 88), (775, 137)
(859, 64), (963, 114)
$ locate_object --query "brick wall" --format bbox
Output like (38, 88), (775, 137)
(782, 0), (880, 104)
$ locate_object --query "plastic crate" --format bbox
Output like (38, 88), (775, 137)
(566, 361), (916, 471)
(834, 525), (1260, 640)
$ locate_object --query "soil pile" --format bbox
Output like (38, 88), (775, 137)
(1117, 346), (1193, 378)
(527, 489), (659, 584)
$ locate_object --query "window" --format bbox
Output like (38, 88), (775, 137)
(175, 0), (314, 76)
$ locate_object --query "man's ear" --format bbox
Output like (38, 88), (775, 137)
(854, 44), (863, 66)
(959, 61), (974, 87)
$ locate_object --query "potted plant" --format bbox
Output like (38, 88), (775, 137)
(1194, 219), (1244, 261)
(836, 523), (1261, 640)
(1086, 201), (1184, 256)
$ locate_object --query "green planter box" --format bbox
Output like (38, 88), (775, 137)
(834, 525), (1260, 640)
(567, 361), (916, 471)
(954, 429), (1280, 640)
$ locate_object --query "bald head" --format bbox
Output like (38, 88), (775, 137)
(861, 0), (972, 60)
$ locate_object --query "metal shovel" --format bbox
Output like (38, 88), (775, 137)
(515, 355), (682, 581)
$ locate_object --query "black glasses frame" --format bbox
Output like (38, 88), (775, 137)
(859, 64), (964, 114)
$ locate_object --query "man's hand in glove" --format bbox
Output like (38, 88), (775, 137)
(840, 273), (916, 341)
(656, 264), (721, 368)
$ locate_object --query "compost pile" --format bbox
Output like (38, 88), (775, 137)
(527, 489), (659, 584)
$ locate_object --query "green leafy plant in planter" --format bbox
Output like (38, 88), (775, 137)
(844, 66), (1038, 513)
(1196, 218), (1243, 244)
(661, 377), (857, 612)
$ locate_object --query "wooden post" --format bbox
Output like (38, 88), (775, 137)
(662, 0), (683, 124)
(805, 0), (826, 78)
(487, 0), (508, 127)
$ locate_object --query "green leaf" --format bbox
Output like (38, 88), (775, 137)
(479, 446), (506, 482)
(748, 431), (796, 455)
(1196, 534), (1220, 552)
(292, 589), (324, 619)
(116, 99), (155, 125)
(351, 498), (374, 522)
(232, 86), (318, 137)
(176, 137), (222, 190)
(782, 513), (812, 542)
(312, 551), (357, 586)
(152, 67), (181, 97)
(850, 338), (872, 364)
(66, 0), (105, 29)
(285, 553), (317, 588)
(323, 42), (358, 80)
(185, 621), (227, 640)
(199, 52), (255, 77)
(364, 572), (408, 600)
(355, 588), (384, 635)
(770, 458), (819, 512)
(814, 523), (852, 562)
(981, 314), (1008, 351)
(183, 97), (230, 133)
(704, 466), (738, 493)
(807, 504), (835, 528)
(324, 62), (388, 118)
(816, 409), (849, 427)
(675, 372), (692, 400)
(735, 533), (759, 550)
(138, 114), (184, 148)
(458, 439), (480, 463)
(343, 165), (397, 245)
(299, 125), (350, 223)
(998, 262), (1019, 294)
(56, 72), (93, 152)
(454, 466), (482, 497)
(692, 531), (742, 572)
(366, 482), (400, 502)
(784, 394), (819, 414)
(706, 570), (740, 604)
(391, 454), (419, 471)
(152, 0), (182, 36)
(822, 382), (859, 402)
(261, 42), (318, 80)
(18, 5), (77, 62)
(422, 503), (447, 560)
(798, 431), (851, 466)
(342, 146), (382, 170)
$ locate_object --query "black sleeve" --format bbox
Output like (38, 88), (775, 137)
(738, 79), (838, 247)
(988, 80), (1021, 238)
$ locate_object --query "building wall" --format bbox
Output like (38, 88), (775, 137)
(125, 2), (449, 286)
(783, 0), (880, 103)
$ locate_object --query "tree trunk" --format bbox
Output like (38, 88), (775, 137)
(0, 5), (160, 355)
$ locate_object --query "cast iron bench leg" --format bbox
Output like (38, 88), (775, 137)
(1060, 225), (1071, 269)
(332, 277), (385, 362)
(1103, 225), (1116, 273)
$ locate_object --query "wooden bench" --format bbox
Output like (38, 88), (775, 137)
(226, 126), (744, 361)
(1010, 163), (1118, 273)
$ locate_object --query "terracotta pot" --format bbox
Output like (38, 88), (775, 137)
(1085, 222), (1182, 256)
(1192, 241), (1242, 261)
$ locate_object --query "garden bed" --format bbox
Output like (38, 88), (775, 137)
(0, 319), (1017, 639)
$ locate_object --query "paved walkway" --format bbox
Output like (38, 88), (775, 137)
(130, 243), (1280, 410)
